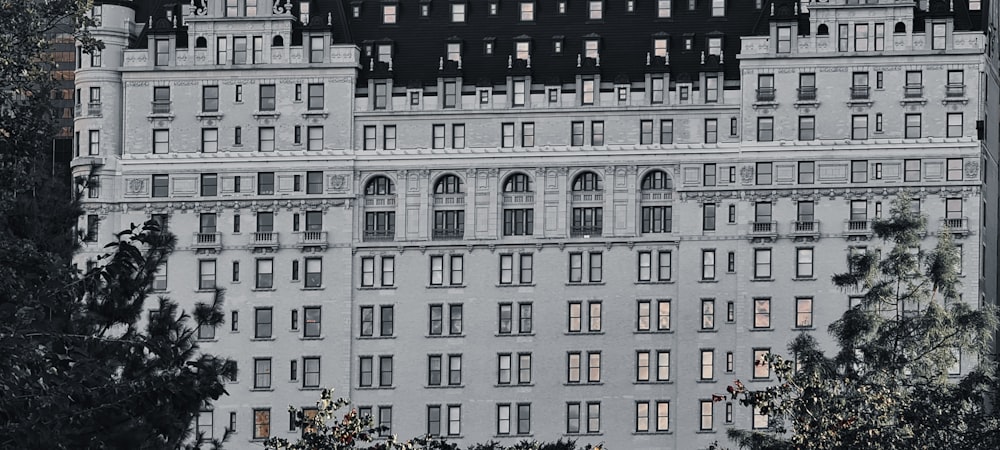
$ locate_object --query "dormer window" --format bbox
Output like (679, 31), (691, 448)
(353, 5), (361, 18)
(932, 23), (946, 50)
(489, 1), (499, 15)
(447, 43), (461, 62)
(684, 38), (693, 51)
(558, 1), (567, 14)
(452, 3), (466, 22)
(299, 1), (311, 23)
(155, 39), (170, 66)
(377, 43), (393, 67)
(708, 37), (722, 56)
(516, 41), (530, 61)
(421, 3), (430, 17)
(711, 0), (724, 17)
(520, 2), (534, 21)
(777, 27), (791, 53)
(657, 0), (671, 18)
(626, 0), (635, 12)
(584, 39), (599, 59)
(554, 38), (563, 54)
(484, 39), (495, 55)
(588, 1), (603, 20)
(653, 38), (668, 57)
(383, 5), (397, 24)
(310, 36), (324, 63)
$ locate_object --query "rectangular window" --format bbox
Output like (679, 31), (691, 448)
(502, 209), (534, 236)
(518, 353), (532, 384)
(216, 37), (228, 64)
(701, 350), (714, 380)
(754, 298), (771, 328)
(756, 162), (773, 185)
(705, 119), (718, 143)
(253, 358), (271, 388)
(851, 160), (868, 183)
(307, 83), (324, 110)
(259, 84), (275, 111)
(703, 203), (716, 231)
(571, 121), (585, 146)
(591, 121), (604, 146)
(905, 114), (921, 139)
(702, 299), (715, 330)
(198, 260), (216, 290)
(852, 115), (868, 140)
(152, 129), (170, 154)
(796, 297), (813, 328)
(512, 80), (526, 107)
(777, 26), (791, 53)
(304, 258), (322, 288)
(947, 113), (963, 138)
(201, 128), (218, 153)
(253, 409), (270, 439)
(255, 259), (273, 289)
(427, 305), (442, 335)
(657, 0), (671, 17)
(639, 120), (654, 145)
(799, 73), (816, 100)
(379, 356), (393, 386)
(641, 206), (672, 234)
(200, 174), (218, 197)
(799, 116), (815, 140)
(932, 23), (946, 50)
(947, 158), (963, 181)
(838, 24), (849, 51)
(904, 159), (921, 181)
(444, 81), (457, 108)
(258, 127), (275, 152)
(702, 250), (715, 280)
(754, 248), (771, 279)
(257, 172), (275, 195)
(302, 357), (320, 388)
(501, 123), (514, 148)
(359, 356), (373, 386)
(855, 23), (869, 51)
(307, 126), (323, 151)
(568, 302), (582, 332)
(659, 119), (673, 144)
(753, 349), (771, 378)
(757, 117), (774, 142)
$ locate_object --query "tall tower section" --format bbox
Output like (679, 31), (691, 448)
(72, 1), (139, 255)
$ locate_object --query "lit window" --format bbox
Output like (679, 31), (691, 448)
(520, 2), (534, 21)
(382, 5), (396, 24)
(657, 0), (671, 17)
(451, 3), (466, 22)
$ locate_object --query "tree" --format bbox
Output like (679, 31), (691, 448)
(1, 2), (235, 448)
(266, 389), (605, 450)
(725, 194), (1000, 449)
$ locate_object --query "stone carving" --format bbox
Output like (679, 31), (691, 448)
(273, 0), (292, 14)
(330, 174), (347, 191)
(965, 160), (979, 179)
(740, 165), (754, 183)
(127, 178), (146, 194)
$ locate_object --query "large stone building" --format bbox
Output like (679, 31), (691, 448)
(72, 1), (989, 448)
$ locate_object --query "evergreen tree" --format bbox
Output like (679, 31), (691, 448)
(1, 2), (235, 448)
(725, 194), (1000, 449)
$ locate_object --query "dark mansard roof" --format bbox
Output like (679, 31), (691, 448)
(117, 0), (985, 87)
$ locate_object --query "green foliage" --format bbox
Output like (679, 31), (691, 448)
(267, 390), (606, 450)
(725, 193), (1000, 450)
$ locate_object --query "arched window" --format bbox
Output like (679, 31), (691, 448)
(365, 176), (394, 196)
(195, 36), (208, 48)
(273, 35), (284, 47)
(503, 173), (532, 192)
(434, 175), (463, 194)
(894, 22), (906, 34)
(572, 172), (602, 192)
(817, 24), (829, 36)
(641, 171), (673, 190)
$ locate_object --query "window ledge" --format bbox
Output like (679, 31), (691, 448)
(750, 328), (774, 332)
(359, 286), (397, 290)
(792, 327), (816, 331)
(696, 379), (717, 384)
(196, 113), (223, 120)
(427, 284), (466, 289)
(358, 336), (396, 340)
(496, 333), (536, 337)
(750, 378), (774, 383)
(494, 434), (534, 439)
(495, 383), (534, 388)
(252, 288), (277, 292)
(792, 277), (817, 282)
(355, 386), (396, 391)
(300, 336), (324, 340)
(634, 330), (673, 334)
(563, 382), (604, 387)
(151, 290), (170, 294)
(196, 289), (217, 293)
(751, 278), (774, 282)
(696, 430), (718, 434)
(698, 329), (718, 333)
(302, 111), (329, 119)
(633, 381), (673, 385)
(302, 286), (325, 291)
(250, 387), (274, 392)
(565, 432), (603, 437)
(565, 331), (605, 336)
(253, 111), (280, 119)
(425, 334), (465, 338)
(299, 386), (322, 391)
(496, 283), (536, 288)
(196, 338), (219, 343)
(698, 279), (719, 283)
(565, 282), (606, 286)
(425, 385), (465, 389)
(633, 431), (673, 435)
(635, 280), (674, 285)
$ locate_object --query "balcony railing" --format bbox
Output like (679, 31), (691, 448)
(903, 85), (923, 98)
(940, 217), (969, 235)
(797, 87), (817, 101)
(151, 101), (172, 114)
(363, 229), (395, 242)
(790, 220), (820, 235)
(296, 230), (328, 247)
(850, 86), (870, 100)
(502, 193), (535, 204)
(252, 232), (279, 248)
(750, 221), (777, 235)
(755, 87), (776, 102)
(433, 194), (465, 206)
(364, 195), (396, 207)
(640, 190), (673, 201)
(570, 225), (602, 237)
(74, 103), (82, 116)
(946, 84), (966, 97)
(87, 102), (101, 116)
(571, 193), (603, 202)
(845, 220), (872, 235)
(432, 228), (464, 240)
(193, 232), (222, 250)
